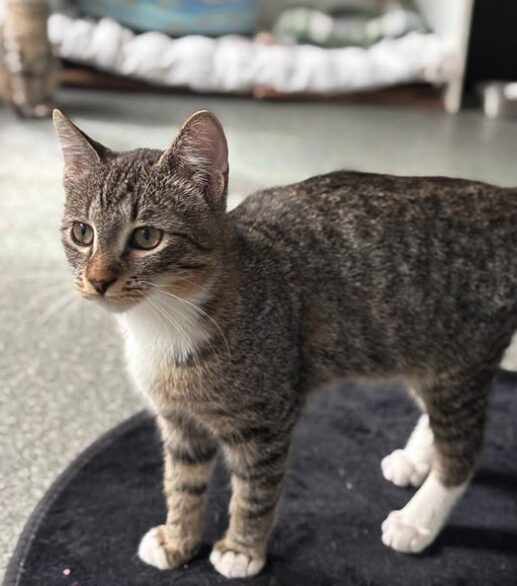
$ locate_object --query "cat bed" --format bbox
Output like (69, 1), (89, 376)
(47, 14), (453, 96)
(4, 376), (517, 586)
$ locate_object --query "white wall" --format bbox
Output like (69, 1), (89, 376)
(414, 0), (473, 49)
(414, 0), (475, 113)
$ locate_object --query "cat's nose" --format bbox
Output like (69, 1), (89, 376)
(88, 277), (117, 296)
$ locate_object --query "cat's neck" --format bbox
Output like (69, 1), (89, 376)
(119, 269), (237, 367)
(118, 226), (241, 365)
(117, 285), (214, 364)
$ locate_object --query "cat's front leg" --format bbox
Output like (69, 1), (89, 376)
(210, 436), (291, 578)
(138, 413), (218, 571)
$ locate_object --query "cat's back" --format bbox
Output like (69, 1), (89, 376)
(231, 169), (517, 251)
(228, 170), (517, 384)
(230, 170), (517, 307)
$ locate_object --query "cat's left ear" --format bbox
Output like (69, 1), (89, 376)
(53, 109), (111, 183)
(157, 110), (229, 210)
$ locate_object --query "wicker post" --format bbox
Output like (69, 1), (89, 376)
(0, 0), (59, 118)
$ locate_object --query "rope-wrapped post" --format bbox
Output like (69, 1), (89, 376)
(0, 0), (60, 118)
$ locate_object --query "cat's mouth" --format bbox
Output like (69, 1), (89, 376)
(97, 296), (140, 314)
(75, 286), (146, 313)
(75, 274), (207, 314)
(74, 275), (151, 312)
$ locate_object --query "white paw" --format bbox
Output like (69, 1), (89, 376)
(381, 510), (435, 553)
(210, 548), (265, 579)
(138, 528), (170, 570)
(381, 449), (430, 487)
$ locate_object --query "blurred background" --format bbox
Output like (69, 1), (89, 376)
(2, 0), (517, 580)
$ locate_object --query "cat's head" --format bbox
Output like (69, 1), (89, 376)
(53, 109), (229, 312)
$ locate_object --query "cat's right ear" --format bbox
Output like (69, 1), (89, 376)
(53, 109), (110, 181)
(156, 110), (229, 211)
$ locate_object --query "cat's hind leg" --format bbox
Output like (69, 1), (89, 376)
(381, 412), (434, 487)
(381, 370), (491, 553)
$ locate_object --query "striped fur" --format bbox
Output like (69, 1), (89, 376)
(55, 110), (517, 577)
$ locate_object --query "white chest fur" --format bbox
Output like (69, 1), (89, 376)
(500, 330), (517, 372)
(117, 291), (209, 402)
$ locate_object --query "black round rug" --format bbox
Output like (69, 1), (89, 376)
(5, 376), (517, 586)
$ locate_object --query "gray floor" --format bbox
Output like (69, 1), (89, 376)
(2, 88), (517, 579)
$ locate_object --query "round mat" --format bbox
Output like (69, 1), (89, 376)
(5, 377), (517, 586)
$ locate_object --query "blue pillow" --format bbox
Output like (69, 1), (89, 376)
(78, 0), (257, 36)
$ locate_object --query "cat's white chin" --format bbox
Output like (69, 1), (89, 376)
(97, 297), (140, 314)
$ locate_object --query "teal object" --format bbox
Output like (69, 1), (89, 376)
(78, 0), (257, 36)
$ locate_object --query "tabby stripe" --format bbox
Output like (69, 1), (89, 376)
(446, 395), (488, 415)
(221, 425), (276, 445)
(431, 411), (485, 438)
(173, 481), (209, 496)
(169, 443), (217, 465)
(429, 398), (486, 425)
(253, 449), (287, 471)
(232, 535), (254, 549)
(432, 406), (485, 427)
(167, 500), (205, 517)
(235, 469), (286, 486)
(239, 219), (301, 252)
(240, 491), (277, 507)
(434, 435), (483, 454)
(231, 450), (286, 481)
(170, 231), (212, 252)
(241, 502), (277, 521)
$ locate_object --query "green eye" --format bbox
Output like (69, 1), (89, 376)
(71, 222), (94, 246)
(130, 227), (163, 250)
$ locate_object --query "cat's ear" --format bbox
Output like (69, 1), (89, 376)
(53, 109), (110, 181)
(157, 110), (229, 208)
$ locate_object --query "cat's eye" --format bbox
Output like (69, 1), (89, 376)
(71, 222), (94, 246)
(130, 227), (163, 250)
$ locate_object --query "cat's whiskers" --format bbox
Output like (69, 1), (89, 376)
(145, 296), (200, 366)
(174, 274), (224, 302)
(141, 280), (223, 358)
(26, 280), (75, 312)
(147, 296), (190, 343)
(144, 283), (207, 334)
(36, 290), (79, 327)
(151, 292), (220, 368)
(156, 298), (203, 369)
(141, 281), (231, 361)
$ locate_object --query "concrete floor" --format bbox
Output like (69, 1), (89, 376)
(2, 88), (517, 580)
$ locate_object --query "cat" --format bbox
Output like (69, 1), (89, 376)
(53, 108), (517, 579)
(0, 0), (58, 118)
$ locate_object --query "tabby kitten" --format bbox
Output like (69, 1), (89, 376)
(54, 109), (517, 579)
